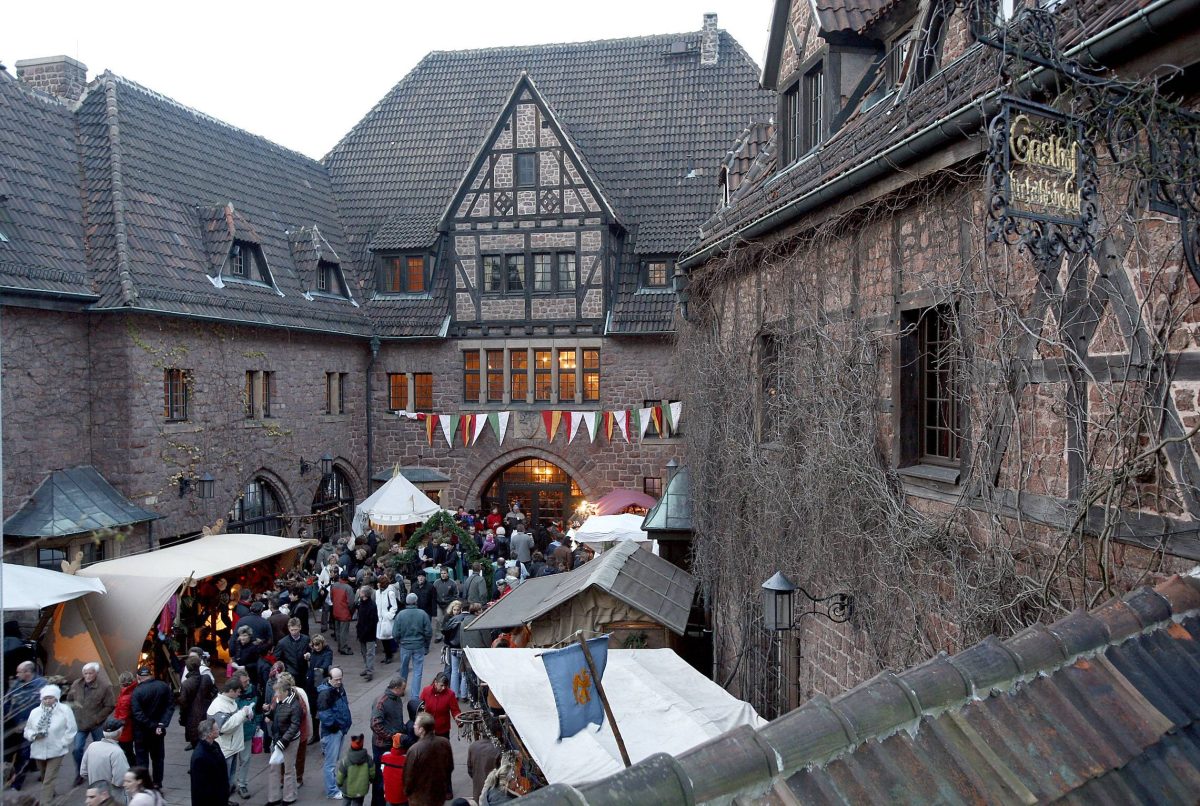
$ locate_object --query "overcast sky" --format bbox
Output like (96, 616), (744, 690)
(2, 1), (773, 161)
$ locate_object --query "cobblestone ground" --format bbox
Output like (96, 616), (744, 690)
(42, 632), (476, 805)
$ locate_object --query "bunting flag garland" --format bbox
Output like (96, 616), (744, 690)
(637, 407), (654, 440)
(567, 411), (584, 443)
(473, 413), (490, 444)
(440, 414), (459, 447)
(542, 410), (563, 442)
(402, 403), (681, 448)
(668, 401), (683, 435)
(650, 405), (664, 437)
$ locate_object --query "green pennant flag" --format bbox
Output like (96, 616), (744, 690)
(630, 407), (641, 441)
(663, 402), (674, 434)
(488, 411), (500, 441)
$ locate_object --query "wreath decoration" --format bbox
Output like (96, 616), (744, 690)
(389, 511), (494, 585)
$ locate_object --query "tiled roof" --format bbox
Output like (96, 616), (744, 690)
(813, 0), (902, 33)
(3, 465), (160, 538)
(0, 71), (93, 300)
(77, 74), (370, 335)
(325, 29), (774, 335)
(522, 572), (1200, 804)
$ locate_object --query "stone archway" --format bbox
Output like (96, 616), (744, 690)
(467, 448), (595, 529)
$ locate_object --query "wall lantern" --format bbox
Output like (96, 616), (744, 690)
(320, 453), (335, 477)
(761, 571), (852, 631)
(197, 472), (215, 500)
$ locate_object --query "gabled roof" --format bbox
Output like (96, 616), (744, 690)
(523, 571), (1200, 804)
(642, 466), (692, 534)
(326, 28), (774, 335)
(0, 71), (94, 300)
(3, 465), (160, 538)
(465, 540), (697, 636)
(76, 73), (371, 335)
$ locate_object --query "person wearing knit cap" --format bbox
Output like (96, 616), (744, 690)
(79, 717), (129, 798)
(379, 732), (408, 806)
(336, 734), (375, 805)
(24, 684), (77, 806)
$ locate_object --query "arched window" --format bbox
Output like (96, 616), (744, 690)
(228, 478), (285, 536)
(311, 468), (354, 541)
(482, 458), (582, 529)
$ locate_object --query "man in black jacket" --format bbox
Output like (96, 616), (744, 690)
(355, 586), (379, 682)
(129, 668), (173, 787)
(274, 618), (311, 684)
(236, 602), (272, 645)
(189, 718), (229, 805)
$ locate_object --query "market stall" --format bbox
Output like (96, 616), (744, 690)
(464, 541), (695, 648)
(592, 489), (657, 516)
(43, 533), (304, 681)
(2, 562), (107, 611)
(351, 471), (443, 537)
(573, 513), (658, 554)
(465, 647), (765, 787)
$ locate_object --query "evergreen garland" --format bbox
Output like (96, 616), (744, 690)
(389, 511), (494, 584)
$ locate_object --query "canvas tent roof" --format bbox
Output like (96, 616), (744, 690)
(466, 647), (764, 785)
(352, 472), (442, 535)
(465, 541), (695, 636)
(2, 563), (106, 611)
(574, 513), (649, 545)
(3, 465), (160, 538)
(45, 533), (303, 679)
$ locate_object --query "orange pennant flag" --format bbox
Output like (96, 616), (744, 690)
(426, 413), (439, 446)
(542, 410), (562, 442)
(651, 405), (663, 436)
(603, 410), (614, 440)
(461, 414), (473, 446)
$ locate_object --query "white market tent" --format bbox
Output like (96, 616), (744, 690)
(43, 533), (304, 681)
(2, 562), (106, 610)
(351, 472), (442, 536)
(574, 513), (657, 554)
(465, 647), (765, 785)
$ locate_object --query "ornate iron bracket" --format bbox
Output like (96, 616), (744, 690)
(793, 587), (854, 625)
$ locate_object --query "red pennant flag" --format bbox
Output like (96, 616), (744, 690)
(461, 414), (473, 446)
(542, 410), (562, 442)
(603, 411), (614, 441)
(425, 414), (439, 446)
(651, 406), (663, 436)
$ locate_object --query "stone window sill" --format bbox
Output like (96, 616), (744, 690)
(897, 463), (961, 486)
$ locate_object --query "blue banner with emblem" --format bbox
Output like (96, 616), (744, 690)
(540, 636), (610, 740)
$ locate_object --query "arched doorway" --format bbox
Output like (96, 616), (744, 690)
(228, 477), (286, 535)
(311, 467), (354, 541)
(481, 458), (583, 529)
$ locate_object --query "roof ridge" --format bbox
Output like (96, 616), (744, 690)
(421, 27), (710, 58)
(101, 75), (138, 307)
(100, 71), (329, 168)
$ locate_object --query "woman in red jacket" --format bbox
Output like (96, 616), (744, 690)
(418, 673), (461, 739)
(111, 671), (138, 764)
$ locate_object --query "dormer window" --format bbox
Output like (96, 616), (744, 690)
(641, 258), (672, 290)
(802, 64), (824, 154)
(380, 255), (427, 294)
(781, 61), (825, 165)
(227, 240), (271, 284)
(886, 28), (912, 88)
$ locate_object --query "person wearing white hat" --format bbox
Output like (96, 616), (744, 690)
(23, 683), (77, 805)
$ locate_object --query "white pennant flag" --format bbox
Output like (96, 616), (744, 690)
(613, 409), (630, 442)
(440, 415), (456, 447)
(669, 401), (683, 435)
(638, 407), (655, 440)
(473, 413), (489, 444)
(568, 411), (585, 443)
(496, 411), (511, 445)
(582, 411), (599, 443)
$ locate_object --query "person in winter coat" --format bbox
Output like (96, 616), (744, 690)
(179, 655), (217, 749)
(404, 713), (454, 806)
(392, 594), (432, 705)
(129, 668), (174, 788)
(369, 676), (415, 806)
(374, 575), (400, 663)
(274, 618), (312, 686)
(336, 734), (375, 805)
(206, 678), (253, 792)
(418, 673), (461, 739)
(379, 732), (408, 806)
(411, 574), (437, 620)
(66, 661), (117, 779)
(79, 717), (129, 798)
(317, 668), (353, 799)
(441, 602), (471, 700)
(464, 563), (490, 606)
(111, 671), (138, 765)
(189, 719), (229, 806)
(231, 669), (260, 800)
(266, 676), (304, 805)
(122, 765), (165, 806)
(24, 683), (77, 806)
(431, 568), (460, 641)
(328, 573), (355, 655)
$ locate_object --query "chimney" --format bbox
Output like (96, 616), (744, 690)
(701, 13), (720, 66)
(15, 55), (87, 100)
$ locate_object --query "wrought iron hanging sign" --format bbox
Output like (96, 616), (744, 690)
(986, 97), (1098, 261)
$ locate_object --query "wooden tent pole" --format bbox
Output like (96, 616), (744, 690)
(76, 597), (119, 685)
(578, 634), (631, 768)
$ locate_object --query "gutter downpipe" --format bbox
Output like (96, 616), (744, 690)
(366, 335), (381, 493)
(680, 0), (1200, 271)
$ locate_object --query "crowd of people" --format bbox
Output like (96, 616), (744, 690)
(3, 501), (595, 806)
